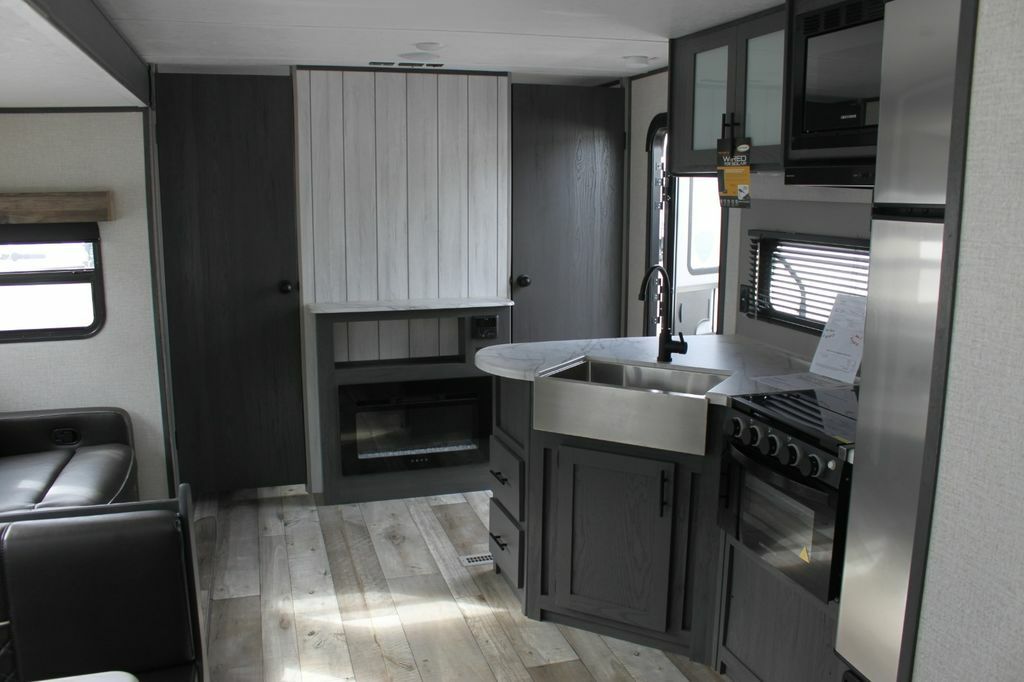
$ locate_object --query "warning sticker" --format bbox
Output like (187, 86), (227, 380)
(799, 546), (811, 564)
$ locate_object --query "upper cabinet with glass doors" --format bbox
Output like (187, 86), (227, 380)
(668, 7), (786, 174)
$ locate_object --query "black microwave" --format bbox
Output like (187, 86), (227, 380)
(784, 0), (886, 186)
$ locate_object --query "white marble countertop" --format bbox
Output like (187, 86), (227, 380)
(309, 297), (514, 315)
(474, 334), (831, 405)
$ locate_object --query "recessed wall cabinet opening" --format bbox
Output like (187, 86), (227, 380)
(0, 223), (105, 343)
(669, 7), (786, 174)
(746, 231), (869, 332)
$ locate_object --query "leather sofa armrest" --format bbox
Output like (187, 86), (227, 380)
(0, 407), (133, 457)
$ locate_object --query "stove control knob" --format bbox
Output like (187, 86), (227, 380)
(742, 425), (762, 447)
(759, 433), (781, 457)
(724, 417), (744, 439)
(782, 442), (802, 467)
(799, 453), (823, 478)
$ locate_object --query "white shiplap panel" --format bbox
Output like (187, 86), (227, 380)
(437, 74), (469, 354)
(311, 71), (347, 305)
(375, 72), (410, 360)
(343, 70), (380, 361)
(496, 76), (511, 300)
(310, 71), (350, 362)
(468, 76), (498, 299)
(407, 74), (441, 357)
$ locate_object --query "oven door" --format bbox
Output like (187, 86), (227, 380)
(722, 445), (843, 602)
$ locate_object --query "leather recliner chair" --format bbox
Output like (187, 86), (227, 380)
(0, 486), (206, 682)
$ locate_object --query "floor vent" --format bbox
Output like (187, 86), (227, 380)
(460, 553), (494, 567)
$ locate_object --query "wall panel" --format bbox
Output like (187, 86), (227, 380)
(341, 71), (380, 361)
(300, 69), (510, 362)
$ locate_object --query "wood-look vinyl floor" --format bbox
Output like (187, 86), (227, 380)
(195, 486), (726, 682)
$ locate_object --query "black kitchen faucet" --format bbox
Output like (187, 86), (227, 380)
(638, 265), (688, 362)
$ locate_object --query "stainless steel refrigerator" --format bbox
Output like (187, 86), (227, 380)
(836, 0), (973, 680)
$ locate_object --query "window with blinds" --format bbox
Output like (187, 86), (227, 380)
(747, 231), (869, 332)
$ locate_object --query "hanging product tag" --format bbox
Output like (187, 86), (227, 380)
(717, 136), (752, 209)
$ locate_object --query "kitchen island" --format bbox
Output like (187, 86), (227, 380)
(472, 334), (823, 667)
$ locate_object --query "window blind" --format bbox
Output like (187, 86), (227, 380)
(748, 232), (869, 331)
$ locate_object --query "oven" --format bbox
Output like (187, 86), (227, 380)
(719, 391), (856, 603)
(339, 377), (491, 476)
(721, 444), (850, 602)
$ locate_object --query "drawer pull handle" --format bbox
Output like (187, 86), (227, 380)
(489, 532), (509, 551)
(489, 469), (510, 486)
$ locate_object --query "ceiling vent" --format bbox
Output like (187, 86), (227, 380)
(371, 61), (445, 69)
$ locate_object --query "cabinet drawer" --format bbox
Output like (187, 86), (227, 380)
(489, 498), (523, 589)
(489, 436), (524, 521)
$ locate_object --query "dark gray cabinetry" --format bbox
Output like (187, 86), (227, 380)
(486, 379), (726, 662)
(718, 540), (852, 682)
(669, 7), (786, 174)
(529, 423), (726, 662)
(552, 446), (678, 631)
(488, 377), (532, 593)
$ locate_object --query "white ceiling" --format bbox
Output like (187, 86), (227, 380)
(96, 0), (780, 84)
(0, 0), (144, 107)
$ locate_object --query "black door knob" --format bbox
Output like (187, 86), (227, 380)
(279, 280), (296, 294)
(516, 275), (532, 288)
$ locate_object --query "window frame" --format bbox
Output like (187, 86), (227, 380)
(0, 222), (106, 343)
(748, 230), (869, 334)
(644, 114), (726, 337)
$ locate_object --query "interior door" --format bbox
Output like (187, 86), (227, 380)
(511, 85), (624, 342)
(156, 74), (306, 493)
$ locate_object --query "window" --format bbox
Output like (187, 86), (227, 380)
(0, 223), (106, 342)
(675, 176), (721, 276)
(747, 231), (869, 332)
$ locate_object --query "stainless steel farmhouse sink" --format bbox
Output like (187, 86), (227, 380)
(533, 359), (729, 455)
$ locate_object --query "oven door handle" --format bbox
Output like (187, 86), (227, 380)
(727, 445), (833, 507)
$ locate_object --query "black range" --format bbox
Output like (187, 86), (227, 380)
(720, 386), (859, 602)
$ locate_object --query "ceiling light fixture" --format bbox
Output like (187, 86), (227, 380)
(623, 55), (654, 66)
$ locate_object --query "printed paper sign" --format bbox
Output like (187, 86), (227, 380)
(810, 294), (867, 384)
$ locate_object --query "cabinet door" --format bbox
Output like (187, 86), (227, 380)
(733, 10), (786, 168)
(554, 446), (675, 631)
(669, 27), (736, 173)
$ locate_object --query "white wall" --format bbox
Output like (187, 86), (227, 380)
(914, 0), (1024, 676)
(0, 112), (167, 499)
(721, 174), (871, 347)
(625, 71), (667, 336)
(730, 180), (872, 359)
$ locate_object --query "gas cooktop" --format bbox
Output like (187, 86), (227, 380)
(730, 386), (859, 451)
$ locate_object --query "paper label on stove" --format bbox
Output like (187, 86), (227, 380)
(810, 294), (867, 384)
